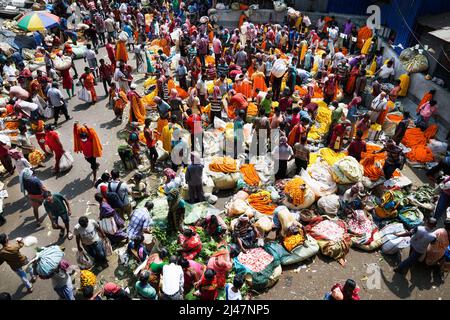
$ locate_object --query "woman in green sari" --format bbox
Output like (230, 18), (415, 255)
(144, 248), (168, 293)
(145, 49), (155, 77)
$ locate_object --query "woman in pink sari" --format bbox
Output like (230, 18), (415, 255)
(179, 257), (206, 293)
(178, 228), (202, 260)
(207, 245), (233, 289)
(425, 222), (450, 266)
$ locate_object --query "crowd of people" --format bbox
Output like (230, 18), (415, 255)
(0, 0), (449, 301)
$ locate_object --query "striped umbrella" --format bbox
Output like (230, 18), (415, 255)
(17, 11), (60, 31)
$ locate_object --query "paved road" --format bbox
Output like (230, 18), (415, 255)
(0, 46), (448, 300)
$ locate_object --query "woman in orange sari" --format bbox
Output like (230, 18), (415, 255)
(251, 70), (267, 97)
(377, 99), (394, 125)
(247, 59), (255, 79)
(207, 245), (233, 288)
(288, 122), (306, 147)
(160, 32), (171, 56)
(80, 67), (97, 104)
(416, 89), (435, 113)
(177, 228), (203, 260)
(115, 39), (128, 63)
(357, 25), (373, 50)
(29, 78), (46, 100)
(234, 76), (252, 98)
(127, 83), (146, 125)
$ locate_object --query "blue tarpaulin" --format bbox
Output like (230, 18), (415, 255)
(0, 30), (37, 50)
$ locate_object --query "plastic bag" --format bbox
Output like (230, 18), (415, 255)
(76, 251), (94, 269)
(78, 87), (92, 102)
(211, 172), (239, 190)
(214, 117), (226, 130)
(43, 106), (54, 119)
(59, 151), (74, 172)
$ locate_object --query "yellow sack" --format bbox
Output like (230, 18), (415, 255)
(309, 148), (347, 166)
(144, 77), (157, 89)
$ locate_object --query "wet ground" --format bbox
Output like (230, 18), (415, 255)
(0, 46), (449, 300)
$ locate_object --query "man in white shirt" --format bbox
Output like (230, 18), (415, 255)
(376, 60), (395, 83)
(3, 60), (17, 85)
(104, 16), (116, 39)
(160, 256), (184, 300)
(196, 74), (208, 106)
(47, 82), (70, 125)
(332, 48), (346, 68)
(328, 25), (339, 53)
(369, 91), (388, 123)
(240, 19), (249, 46)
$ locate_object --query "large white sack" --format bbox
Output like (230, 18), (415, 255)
(317, 194), (340, 216)
(271, 59), (288, 78)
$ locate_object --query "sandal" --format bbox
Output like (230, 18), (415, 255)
(67, 232), (74, 240)
(59, 230), (65, 238)
(26, 287), (33, 294)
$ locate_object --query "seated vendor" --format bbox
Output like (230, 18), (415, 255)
(342, 182), (367, 210)
(201, 214), (227, 239)
(233, 215), (259, 253)
(127, 234), (149, 263)
(177, 228), (203, 260)
(274, 206), (302, 237)
(129, 172), (148, 202)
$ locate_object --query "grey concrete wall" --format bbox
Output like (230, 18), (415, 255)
(215, 9), (288, 28)
(293, 0), (328, 12)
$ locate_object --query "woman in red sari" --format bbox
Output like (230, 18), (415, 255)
(31, 119), (50, 155)
(195, 268), (219, 301)
(61, 68), (74, 98)
(345, 65), (359, 95)
(329, 120), (351, 151)
(44, 124), (65, 173)
(177, 228), (203, 260)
